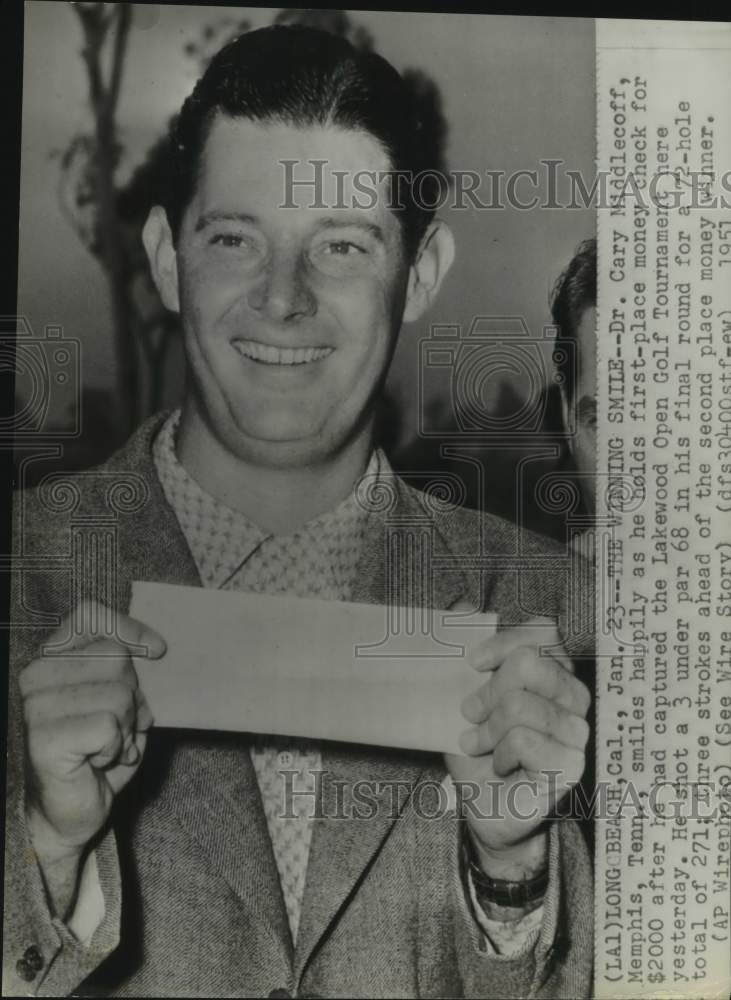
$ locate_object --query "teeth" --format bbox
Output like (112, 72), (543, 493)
(233, 340), (333, 365)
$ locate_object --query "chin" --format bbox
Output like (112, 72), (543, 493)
(233, 413), (321, 445)
(226, 422), (335, 468)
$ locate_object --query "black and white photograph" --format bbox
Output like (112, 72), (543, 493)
(1, 5), (729, 999)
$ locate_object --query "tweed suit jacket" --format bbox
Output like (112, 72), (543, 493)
(4, 413), (595, 998)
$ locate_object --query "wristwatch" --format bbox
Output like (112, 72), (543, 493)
(462, 833), (549, 909)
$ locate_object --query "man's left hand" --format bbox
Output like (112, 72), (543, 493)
(445, 617), (590, 879)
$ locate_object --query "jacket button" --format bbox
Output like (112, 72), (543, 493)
(268, 991), (291, 999)
(16, 958), (36, 982)
(24, 945), (44, 972)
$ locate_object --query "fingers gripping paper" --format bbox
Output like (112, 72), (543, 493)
(130, 582), (495, 755)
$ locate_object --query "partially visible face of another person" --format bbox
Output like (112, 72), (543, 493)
(144, 116), (450, 470)
(567, 305), (597, 510)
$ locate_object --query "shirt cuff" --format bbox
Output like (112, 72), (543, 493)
(66, 849), (105, 946)
(467, 867), (544, 956)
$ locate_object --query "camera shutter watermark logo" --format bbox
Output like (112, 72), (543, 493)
(1, 316), (82, 440)
(419, 317), (576, 440)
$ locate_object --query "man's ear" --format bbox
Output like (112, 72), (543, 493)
(142, 206), (180, 313)
(402, 219), (455, 323)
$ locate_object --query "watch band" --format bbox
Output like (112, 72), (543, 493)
(462, 836), (549, 909)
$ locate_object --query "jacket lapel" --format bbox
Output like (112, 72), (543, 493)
(294, 477), (474, 980)
(346, 473), (473, 614)
(103, 412), (202, 603)
(160, 737), (294, 971)
(293, 744), (425, 982)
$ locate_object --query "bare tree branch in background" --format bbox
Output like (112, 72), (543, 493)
(55, 2), (137, 441)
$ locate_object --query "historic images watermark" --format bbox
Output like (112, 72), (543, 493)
(274, 769), (731, 823)
(279, 159), (731, 213)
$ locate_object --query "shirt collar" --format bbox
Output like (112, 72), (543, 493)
(152, 408), (387, 593)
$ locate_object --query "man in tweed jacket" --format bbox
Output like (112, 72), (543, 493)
(4, 25), (594, 998)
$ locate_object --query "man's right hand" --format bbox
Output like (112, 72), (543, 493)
(19, 600), (166, 916)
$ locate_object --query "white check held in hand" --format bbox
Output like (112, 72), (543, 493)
(130, 581), (495, 755)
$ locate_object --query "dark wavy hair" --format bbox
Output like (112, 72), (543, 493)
(162, 24), (448, 260)
(550, 238), (596, 406)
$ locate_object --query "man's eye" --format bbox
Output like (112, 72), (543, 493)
(310, 238), (375, 276)
(325, 241), (366, 255)
(209, 233), (254, 249)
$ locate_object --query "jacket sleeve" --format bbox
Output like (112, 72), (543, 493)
(3, 791), (121, 998)
(451, 818), (594, 998)
(449, 519), (595, 995)
(3, 493), (123, 996)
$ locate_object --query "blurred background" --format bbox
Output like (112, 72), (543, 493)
(15, 4), (595, 539)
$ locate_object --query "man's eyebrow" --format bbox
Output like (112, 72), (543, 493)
(194, 211), (259, 232)
(193, 212), (385, 242)
(313, 217), (385, 242)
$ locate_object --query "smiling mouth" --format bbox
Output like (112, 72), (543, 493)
(233, 340), (333, 366)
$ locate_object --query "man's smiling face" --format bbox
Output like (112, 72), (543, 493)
(160, 116), (416, 467)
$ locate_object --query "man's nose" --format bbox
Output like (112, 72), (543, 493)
(246, 248), (316, 322)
